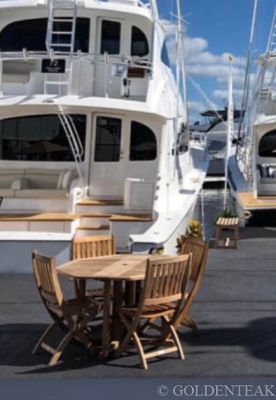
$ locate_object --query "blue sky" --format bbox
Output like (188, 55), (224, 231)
(156, 0), (276, 120)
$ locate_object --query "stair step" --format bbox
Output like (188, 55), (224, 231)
(77, 199), (124, 206)
(52, 31), (74, 35)
(45, 81), (70, 85)
(110, 214), (152, 222)
(50, 43), (72, 47)
(77, 224), (110, 231)
(52, 18), (74, 22)
(0, 213), (77, 222)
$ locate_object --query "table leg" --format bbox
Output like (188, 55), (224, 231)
(112, 281), (123, 343)
(74, 278), (86, 298)
(101, 280), (112, 358)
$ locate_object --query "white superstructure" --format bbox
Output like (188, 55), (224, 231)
(0, 0), (208, 271)
(228, 6), (276, 218)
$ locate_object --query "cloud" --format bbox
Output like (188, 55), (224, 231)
(161, 19), (247, 115)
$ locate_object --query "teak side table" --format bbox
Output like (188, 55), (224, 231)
(215, 217), (239, 249)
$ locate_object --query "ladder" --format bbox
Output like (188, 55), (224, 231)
(44, 0), (78, 94)
(56, 104), (84, 180)
(46, 0), (77, 55)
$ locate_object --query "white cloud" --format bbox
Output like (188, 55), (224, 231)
(161, 20), (247, 114)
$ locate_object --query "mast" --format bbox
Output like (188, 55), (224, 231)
(236, 0), (258, 153)
(224, 56), (234, 211)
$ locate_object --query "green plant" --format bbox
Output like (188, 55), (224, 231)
(214, 209), (237, 224)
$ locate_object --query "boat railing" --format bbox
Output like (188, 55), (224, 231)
(0, 50), (153, 99)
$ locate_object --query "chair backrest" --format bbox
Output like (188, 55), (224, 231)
(141, 255), (191, 306)
(174, 236), (209, 328)
(180, 236), (208, 281)
(32, 251), (64, 310)
(72, 235), (116, 260)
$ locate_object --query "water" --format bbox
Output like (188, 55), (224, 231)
(194, 188), (235, 240)
(195, 188), (276, 240)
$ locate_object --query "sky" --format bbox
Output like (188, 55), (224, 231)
(156, 0), (276, 122)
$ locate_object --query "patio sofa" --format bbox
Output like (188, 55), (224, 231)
(0, 168), (78, 199)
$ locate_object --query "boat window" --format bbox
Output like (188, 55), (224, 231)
(161, 40), (171, 67)
(130, 121), (157, 161)
(0, 18), (90, 52)
(100, 21), (121, 54)
(94, 117), (122, 162)
(131, 26), (149, 57)
(259, 130), (276, 158)
(0, 115), (86, 161)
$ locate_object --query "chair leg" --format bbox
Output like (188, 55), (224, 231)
(117, 313), (139, 357)
(181, 315), (200, 335)
(32, 317), (64, 354)
(133, 331), (148, 370)
(49, 331), (74, 366)
(167, 322), (185, 360)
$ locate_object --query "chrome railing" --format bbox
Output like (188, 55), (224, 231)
(0, 50), (152, 98)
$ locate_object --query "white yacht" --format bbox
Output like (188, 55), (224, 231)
(228, 8), (276, 221)
(0, 0), (208, 271)
(191, 108), (243, 176)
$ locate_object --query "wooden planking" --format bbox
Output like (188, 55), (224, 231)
(238, 192), (276, 209)
(216, 217), (239, 227)
(59, 254), (164, 281)
(76, 225), (110, 231)
(0, 213), (77, 222)
(77, 199), (123, 206)
(110, 214), (152, 222)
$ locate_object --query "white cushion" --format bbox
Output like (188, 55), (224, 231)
(57, 169), (77, 190)
(11, 178), (29, 190)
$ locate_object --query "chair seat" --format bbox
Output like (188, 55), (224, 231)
(121, 303), (177, 318)
(85, 286), (113, 300)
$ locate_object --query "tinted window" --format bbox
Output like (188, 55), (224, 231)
(0, 18), (90, 52)
(101, 21), (121, 54)
(94, 117), (121, 162)
(131, 26), (149, 57)
(130, 121), (157, 161)
(259, 130), (276, 157)
(161, 41), (171, 67)
(0, 115), (86, 161)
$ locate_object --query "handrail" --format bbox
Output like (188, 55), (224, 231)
(56, 103), (84, 182)
(0, 50), (153, 70)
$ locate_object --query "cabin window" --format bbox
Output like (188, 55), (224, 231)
(0, 18), (90, 52)
(94, 117), (121, 162)
(259, 130), (276, 157)
(131, 26), (149, 57)
(130, 121), (157, 161)
(161, 41), (171, 67)
(100, 21), (121, 54)
(0, 115), (86, 161)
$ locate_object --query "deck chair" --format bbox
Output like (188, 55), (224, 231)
(175, 236), (208, 334)
(72, 235), (116, 299)
(32, 251), (100, 366)
(72, 235), (116, 259)
(117, 255), (191, 370)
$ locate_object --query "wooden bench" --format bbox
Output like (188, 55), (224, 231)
(215, 217), (239, 249)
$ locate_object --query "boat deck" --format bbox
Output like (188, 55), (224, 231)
(1, 226), (276, 378)
(238, 192), (276, 210)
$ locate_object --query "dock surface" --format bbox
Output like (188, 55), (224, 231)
(1, 226), (276, 378)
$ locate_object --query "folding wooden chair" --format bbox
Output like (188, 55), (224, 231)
(32, 251), (100, 366)
(175, 236), (209, 334)
(117, 255), (191, 370)
(72, 235), (116, 299)
(72, 235), (116, 259)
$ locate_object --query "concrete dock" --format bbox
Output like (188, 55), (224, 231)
(1, 226), (276, 378)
